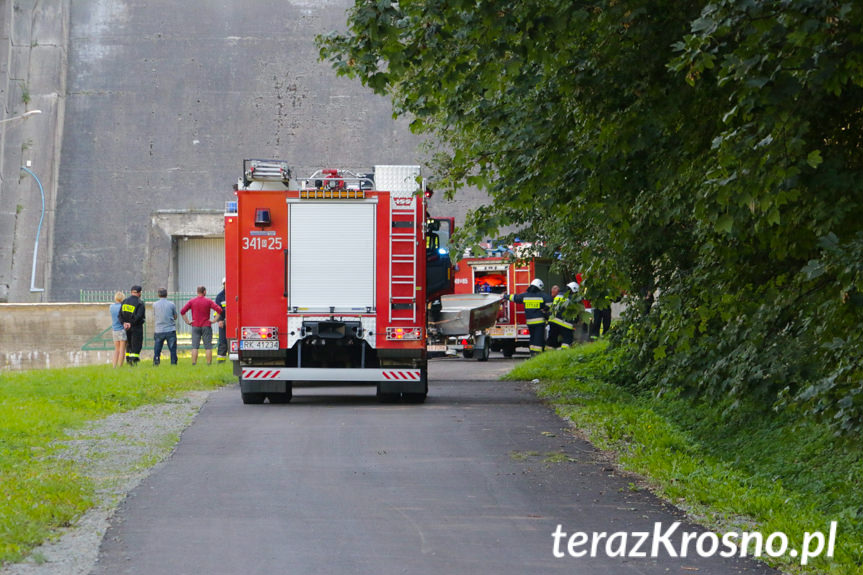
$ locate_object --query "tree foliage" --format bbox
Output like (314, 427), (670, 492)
(317, 1), (863, 433)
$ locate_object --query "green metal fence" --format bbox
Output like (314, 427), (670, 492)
(80, 290), (197, 305)
(80, 290), (209, 351)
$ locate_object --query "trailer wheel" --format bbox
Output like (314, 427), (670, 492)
(241, 392), (266, 405)
(477, 343), (490, 362)
(462, 349), (474, 359)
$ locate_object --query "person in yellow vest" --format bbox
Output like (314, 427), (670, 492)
(548, 281), (582, 349)
(507, 278), (552, 356)
(119, 285), (145, 366)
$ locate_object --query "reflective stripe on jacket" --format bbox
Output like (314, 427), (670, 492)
(549, 289), (578, 329)
(118, 295), (145, 327)
(215, 289), (227, 321)
(509, 286), (552, 324)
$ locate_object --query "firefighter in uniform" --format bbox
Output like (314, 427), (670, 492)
(214, 277), (227, 362)
(119, 285), (146, 366)
(547, 281), (581, 349)
(508, 278), (552, 356)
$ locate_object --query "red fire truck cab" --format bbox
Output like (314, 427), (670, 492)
(225, 160), (451, 404)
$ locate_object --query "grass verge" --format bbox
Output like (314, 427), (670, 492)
(0, 362), (232, 565)
(506, 342), (863, 575)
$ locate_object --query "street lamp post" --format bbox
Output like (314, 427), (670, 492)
(20, 166), (45, 293)
(0, 109), (45, 296)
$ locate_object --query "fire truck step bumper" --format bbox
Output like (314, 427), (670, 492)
(241, 367), (423, 383)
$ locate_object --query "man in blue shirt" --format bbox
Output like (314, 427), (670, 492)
(152, 287), (179, 365)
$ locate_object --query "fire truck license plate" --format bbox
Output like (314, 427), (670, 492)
(240, 340), (279, 351)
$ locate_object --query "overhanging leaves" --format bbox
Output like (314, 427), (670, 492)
(318, 0), (863, 434)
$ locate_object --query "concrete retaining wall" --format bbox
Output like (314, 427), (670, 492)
(0, 301), (627, 371)
(0, 302), (141, 370)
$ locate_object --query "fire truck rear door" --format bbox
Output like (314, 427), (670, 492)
(288, 202), (376, 311)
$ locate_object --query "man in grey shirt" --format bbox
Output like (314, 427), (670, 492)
(152, 287), (179, 365)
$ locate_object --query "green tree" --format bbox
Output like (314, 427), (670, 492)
(318, 0), (863, 432)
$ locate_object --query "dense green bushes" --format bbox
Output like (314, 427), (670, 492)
(318, 1), (863, 433)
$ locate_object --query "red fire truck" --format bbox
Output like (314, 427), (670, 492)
(225, 160), (453, 404)
(452, 250), (562, 357)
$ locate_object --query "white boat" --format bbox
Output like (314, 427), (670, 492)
(429, 293), (504, 336)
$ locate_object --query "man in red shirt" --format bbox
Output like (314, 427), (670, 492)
(180, 285), (223, 365)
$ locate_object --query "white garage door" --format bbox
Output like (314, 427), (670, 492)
(178, 237), (225, 296)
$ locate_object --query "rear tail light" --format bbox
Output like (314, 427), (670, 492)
(386, 327), (423, 340)
(241, 326), (278, 340)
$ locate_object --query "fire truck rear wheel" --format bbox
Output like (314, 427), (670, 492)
(402, 392), (427, 404)
(502, 344), (515, 358)
(402, 368), (428, 403)
(268, 387), (293, 404)
(376, 390), (401, 403)
(241, 392), (267, 405)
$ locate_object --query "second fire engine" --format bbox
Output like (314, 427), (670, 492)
(451, 248), (562, 357)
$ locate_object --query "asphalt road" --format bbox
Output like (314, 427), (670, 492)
(91, 354), (777, 575)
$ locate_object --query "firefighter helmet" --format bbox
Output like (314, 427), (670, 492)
(567, 281), (579, 292)
(530, 278), (544, 290)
